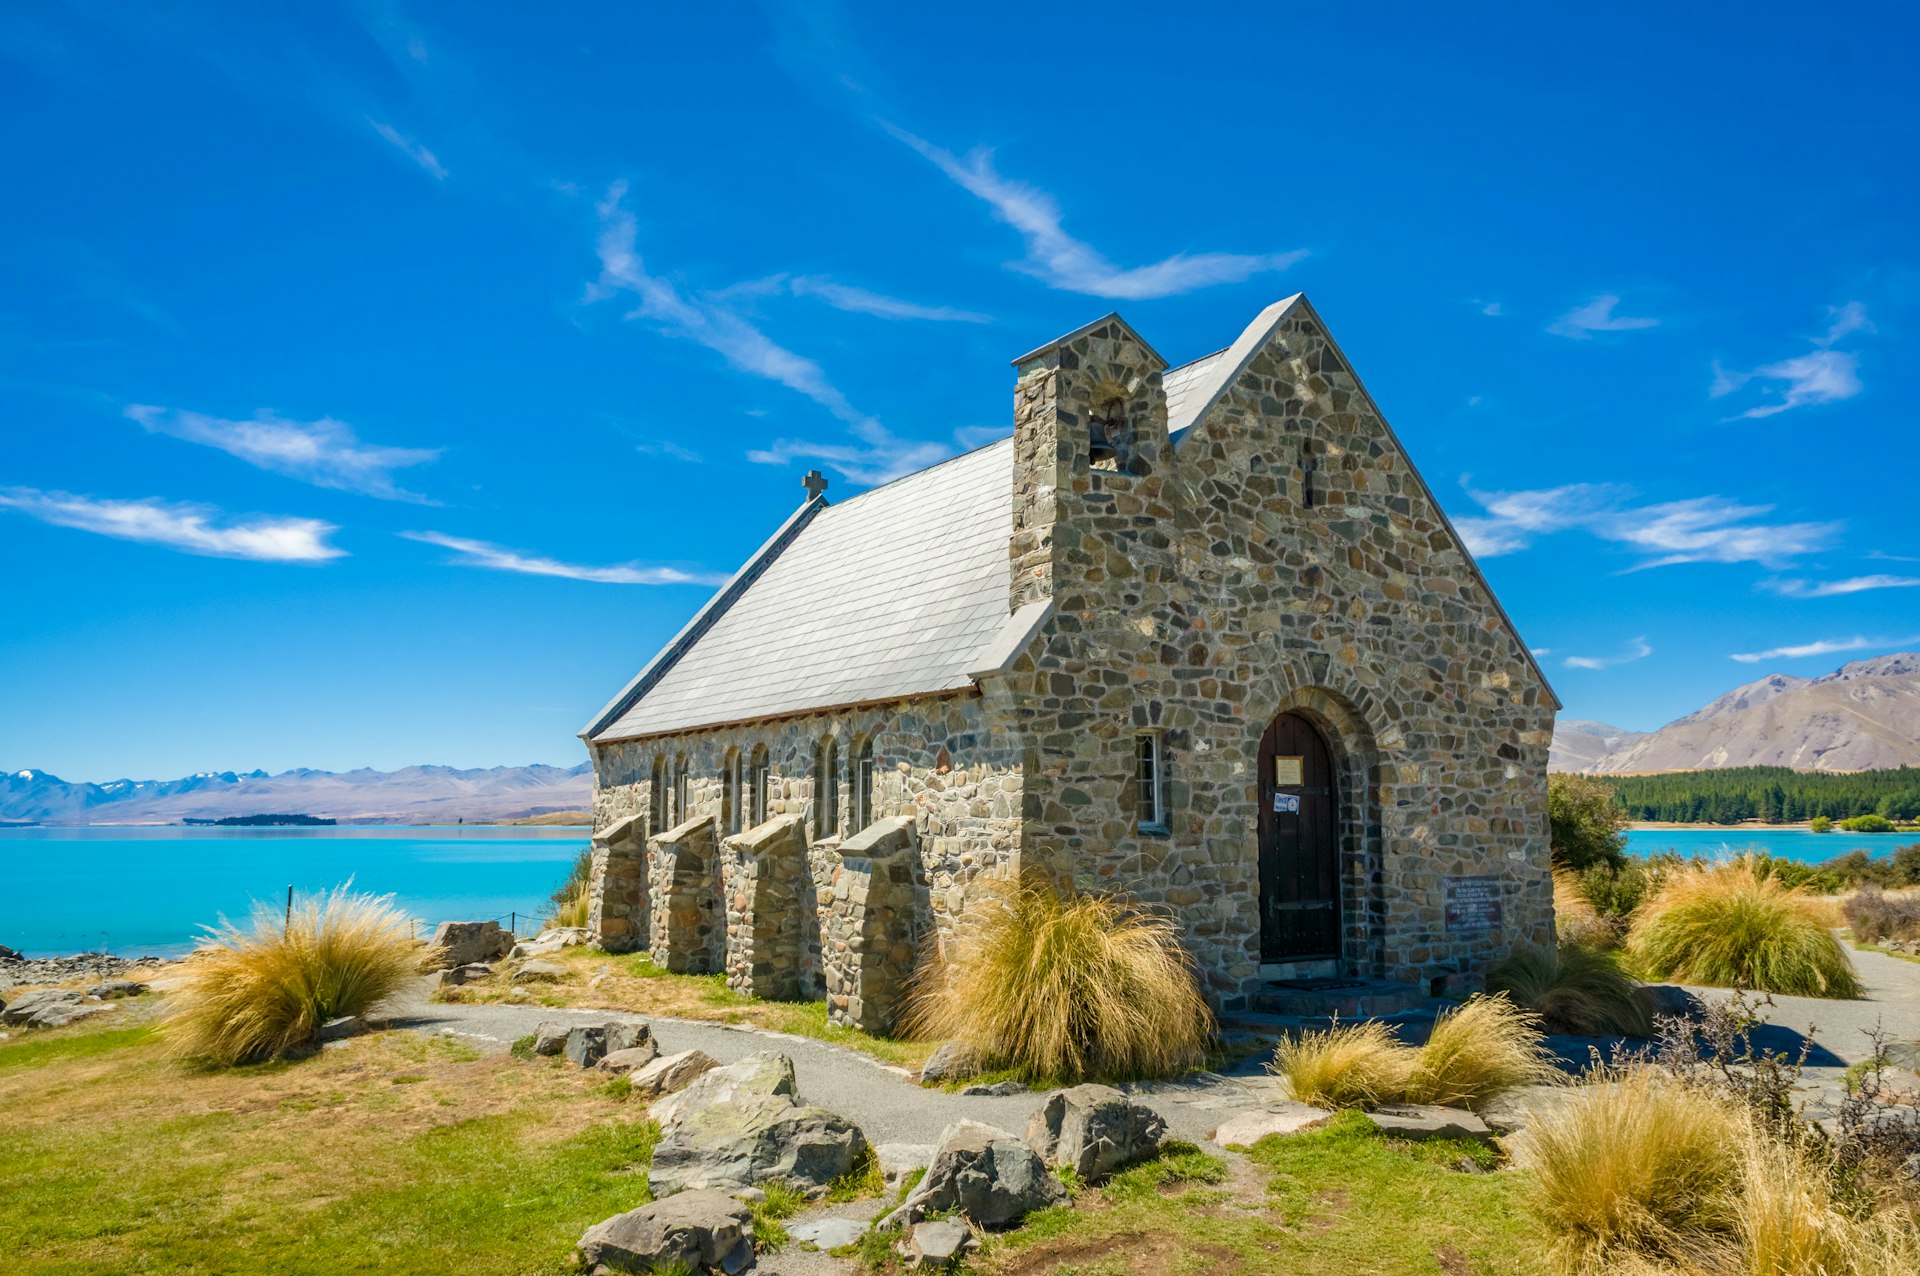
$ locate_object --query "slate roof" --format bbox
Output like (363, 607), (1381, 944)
(588, 439), (1015, 742)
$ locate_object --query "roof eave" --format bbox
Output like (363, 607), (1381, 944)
(1010, 312), (1169, 370)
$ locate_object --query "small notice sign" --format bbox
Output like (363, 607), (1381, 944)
(1272, 793), (1301, 814)
(1445, 876), (1504, 933)
(1273, 756), (1304, 786)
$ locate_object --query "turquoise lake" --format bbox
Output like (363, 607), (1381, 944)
(1623, 826), (1915, 862)
(0, 826), (588, 958)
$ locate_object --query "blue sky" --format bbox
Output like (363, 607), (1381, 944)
(2, 2), (1916, 783)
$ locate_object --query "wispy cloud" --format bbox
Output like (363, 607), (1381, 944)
(1731, 634), (1916, 664)
(1711, 301), (1870, 419)
(1565, 636), (1652, 671)
(368, 119), (448, 180)
(0, 486), (343, 561)
(1456, 479), (1840, 569)
(1547, 294), (1659, 339)
(635, 439), (702, 463)
(586, 181), (953, 484)
(400, 531), (725, 586)
(885, 124), (1305, 300)
(126, 404), (441, 502)
(1474, 300), (1504, 317)
(788, 276), (990, 323)
(1760, 574), (1920, 598)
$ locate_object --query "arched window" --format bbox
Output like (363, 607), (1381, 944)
(672, 753), (689, 828)
(749, 745), (770, 826)
(851, 736), (875, 831)
(816, 736), (839, 840)
(722, 747), (742, 836)
(649, 755), (666, 833)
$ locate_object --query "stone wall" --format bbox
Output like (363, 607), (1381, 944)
(721, 815), (812, 1000)
(647, 815), (722, 973)
(996, 306), (1555, 1005)
(587, 813), (647, 953)
(820, 816), (927, 1034)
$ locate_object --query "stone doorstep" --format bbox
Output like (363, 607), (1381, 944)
(1250, 978), (1433, 1019)
(1218, 1001), (1444, 1042)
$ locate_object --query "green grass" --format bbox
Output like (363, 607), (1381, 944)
(748, 1180), (808, 1253)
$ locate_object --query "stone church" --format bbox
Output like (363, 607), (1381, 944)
(582, 294), (1558, 1029)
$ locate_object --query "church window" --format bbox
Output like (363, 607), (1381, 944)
(649, 755), (666, 833)
(1301, 440), (1318, 509)
(851, 736), (875, 831)
(750, 745), (769, 826)
(1089, 385), (1128, 471)
(723, 748), (742, 835)
(816, 736), (840, 839)
(672, 753), (689, 827)
(1135, 733), (1168, 832)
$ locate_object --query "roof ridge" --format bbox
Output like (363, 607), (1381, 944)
(819, 433), (1013, 511)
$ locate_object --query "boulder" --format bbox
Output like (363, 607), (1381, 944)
(565, 1025), (610, 1068)
(511, 926), (593, 960)
(574, 1189), (754, 1275)
(877, 1141), (934, 1187)
(919, 1040), (984, 1086)
(532, 1020), (570, 1056)
(649, 1051), (796, 1126)
(883, 1119), (1067, 1230)
(648, 1090), (867, 1198)
(599, 1045), (663, 1075)
(1027, 1084), (1167, 1182)
(960, 1080), (1025, 1097)
(317, 1015), (370, 1043)
(1642, 984), (1704, 1021)
(512, 959), (567, 984)
(428, 920), (515, 969)
(1476, 1085), (1579, 1137)
(0, 944), (20, 962)
(24, 1001), (113, 1029)
(438, 962), (496, 988)
(606, 1022), (652, 1054)
(1364, 1104), (1495, 1144)
(1, 988), (81, 1025)
(1210, 1102), (1334, 1145)
(905, 1218), (973, 1269)
(790, 1216), (869, 1249)
(87, 979), (147, 1000)
(630, 1049), (720, 1101)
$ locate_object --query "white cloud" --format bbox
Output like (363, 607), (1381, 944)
(1457, 480), (1839, 569)
(787, 276), (990, 323)
(126, 404), (440, 502)
(1760, 574), (1920, 598)
(0, 486), (343, 561)
(368, 119), (448, 180)
(1731, 634), (1916, 664)
(587, 182), (955, 485)
(1547, 294), (1659, 339)
(1815, 300), (1874, 347)
(1476, 301), (1503, 317)
(400, 531), (724, 586)
(635, 439), (702, 463)
(1564, 637), (1652, 671)
(885, 124), (1305, 300)
(1711, 302), (1869, 418)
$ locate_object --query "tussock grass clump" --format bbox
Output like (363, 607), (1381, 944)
(166, 886), (417, 1066)
(1489, 944), (1654, 1037)
(1527, 1067), (1746, 1273)
(1627, 857), (1862, 999)
(1843, 885), (1920, 946)
(1271, 1019), (1413, 1110)
(902, 874), (1214, 1084)
(1555, 869), (1621, 949)
(552, 885), (590, 930)
(1405, 996), (1561, 1108)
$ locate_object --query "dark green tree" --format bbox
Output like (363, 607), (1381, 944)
(1548, 772), (1628, 871)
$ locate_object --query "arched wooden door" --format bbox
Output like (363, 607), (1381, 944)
(1258, 712), (1340, 962)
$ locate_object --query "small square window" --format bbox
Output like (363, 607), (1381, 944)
(1136, 733), (1168, 832)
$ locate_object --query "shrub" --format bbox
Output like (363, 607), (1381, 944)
(901, 874), (1213, 1084)
(551, 846), (592, 928)
(1578, 855), (1667, 923)
(1626, 857), (1862, 999)
(1270, 1019), (1412, 1110)
(1487, 944), (1653, 1037)
(1527, 1066), (1746, 1273)
(1404, 995), (1561, 1108)
(1734, 1130), (1920, 1276)
(1839, 814), (1896, 833)
(1843, 885), (1920, 946)
(167, 886), (417, 1066)
(1549, 773), (1629, 872)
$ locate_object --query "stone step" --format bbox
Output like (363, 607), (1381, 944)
(1251, 977), (1431, 1019)
(1220, 1002), (1444, 1046)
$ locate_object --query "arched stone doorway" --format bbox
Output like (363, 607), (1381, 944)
(1257, 710), (1341, 965)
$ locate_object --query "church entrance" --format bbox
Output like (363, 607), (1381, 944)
(1257, 711), (1341, 963)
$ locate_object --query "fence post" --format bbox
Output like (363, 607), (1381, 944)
(510, 910), (517, 937)
(284, 885), (293, 933)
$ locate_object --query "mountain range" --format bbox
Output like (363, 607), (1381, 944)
(1552, 653), (1920, 774)
(0, 762), (592, 826)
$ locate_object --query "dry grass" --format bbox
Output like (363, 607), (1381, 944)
(1405, 996), (1562, 1108)
(165, 886), (419, 1066)
(1271, 1019), (1413, 1110)
(1555, 870), (1621, 949)
(1527, 1067), (1746, 1274)
(1488, 944), (1654, 1037)
(1626, 858), (1861, 999)
(901, 874), (1214, 1084)
(551, 885), (589, 930)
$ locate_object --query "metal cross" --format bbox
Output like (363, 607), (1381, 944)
(803, 469), (829, 501)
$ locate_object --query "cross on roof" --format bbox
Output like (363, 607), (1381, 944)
(803, 469), (829, 501)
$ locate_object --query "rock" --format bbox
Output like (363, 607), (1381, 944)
(512, 959), (567, 984)
(960, 1080), (1025, 1097)
(630, 1049), (720, 1101)
(919, 1040), (984, 1086)
(510, 926), (593, 960)
(438, 962), (495, 988)
(883, 1119), (1068, 1230)
(1210, 1102), (1334, 1145)
(649, 1050), (797, 1126)
(790, 1216), (869, 1249)
(86, 979), (147, 1000)
(0, 944), (20, 962)
(599, 1044), (663, 1075)
(566, 1025), (614, 1068)
(428, 920), (515, 969)
(648, 1091), (868, 1198)
(607, 1022), (652, 1054)
(1027, 1084), (1167, 1182)
(1364, 1104), (1495, 1144)
(905, 1218), (973, 1269)
(317, 1015), (370, 1042)
(1642, 984), (1704, 1021)
(1879, 1041), (1920, 1073)
(573, 1189), (754, 1275)
(1, 988), (81, 1025)
(877, 1141), (934, 1187)
(30, 1002), (113, 1028)
(532, 1021), (570, 1056)
(1476, 1084), (1578, 1136)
